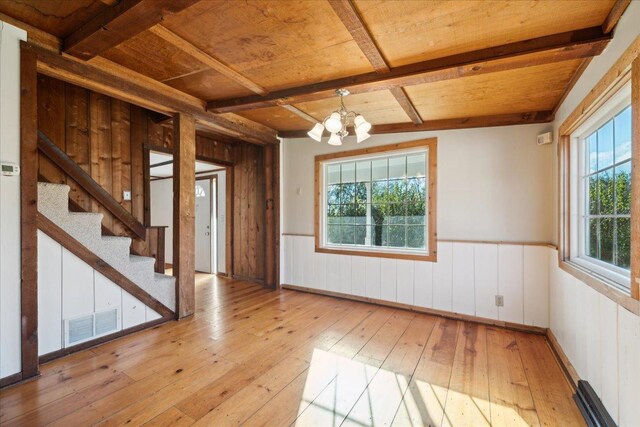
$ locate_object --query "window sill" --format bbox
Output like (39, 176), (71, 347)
(559, 260), (640, 315)
(315, 245), (437, 262)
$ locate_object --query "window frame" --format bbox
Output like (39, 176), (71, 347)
(570, 84), (632, 290)
(314, 138), (437, 262)
(558, 40), (639, 304)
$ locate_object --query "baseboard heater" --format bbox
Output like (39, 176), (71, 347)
(573, 380), (616, 427)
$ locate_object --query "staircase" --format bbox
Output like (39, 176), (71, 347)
(38, 182), (176, 311)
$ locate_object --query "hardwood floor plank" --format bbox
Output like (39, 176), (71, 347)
(293, 310), (413, 426)
(515, 333), (585, 427)
(442, 323), (491, 427)
(342, 314), (438, 427)
(143, 407), (195, 427)
(1, 275), (585, 427)
(486, 327), (540, 427)
(391, 318), (461, 427)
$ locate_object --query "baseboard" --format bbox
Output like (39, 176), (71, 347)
(0, 372), (23, 388)
(39, 316), (172, 364)
(546, 329), (580, 390)
(282, 284), (547, 335)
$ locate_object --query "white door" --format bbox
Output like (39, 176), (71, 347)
(195, 179), (211, 273)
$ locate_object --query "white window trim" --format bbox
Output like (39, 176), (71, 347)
(569, 82), (631, 290)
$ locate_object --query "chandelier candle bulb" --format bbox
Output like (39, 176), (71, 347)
(325, 112), (343, 133)
(308, 88), (370, 145)
(328, 132), (342, 146)
(307, 123), (325, 142)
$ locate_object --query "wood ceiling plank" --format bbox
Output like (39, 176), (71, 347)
(0, 0), (108, 38)
(280, 105), (319, 124)
(327, 0), (421, 124)
(63, 0), (200, 60)
(160, 0), (374, 92)
(22, 42), (277, 145)
(278, 111), (554, 138)
(207, 27), (612, 113)
(162, 69), (257, 101)
(147, 25), (268, 95)
(353, 0), (616, 67)
(405, 60), (582, 121)
(236, 107), (315, 132)
(602, 0), (632, 34)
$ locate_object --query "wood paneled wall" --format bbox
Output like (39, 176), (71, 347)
(37, 74), (147, 236)
(232, 142), (266, 282)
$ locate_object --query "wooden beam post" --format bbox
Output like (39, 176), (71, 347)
(20, 44), (39, 379)
(263, 144), (279, 288)
(631, 56), (640, 300)
(172, 113), (196, 318)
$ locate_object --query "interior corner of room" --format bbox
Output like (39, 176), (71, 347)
(0, 0), (638, 426)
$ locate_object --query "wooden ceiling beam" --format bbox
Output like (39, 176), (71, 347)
(327, 0), (423, 124)
(21, 42), (278, 145)
(278, 111), (554, 138)
(147, 25), (268, 95)
(602, 0), (632, 34)
(207, 27), (612, 113)
(63, 0), (200, 60)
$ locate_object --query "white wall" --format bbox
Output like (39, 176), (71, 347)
(37, 230), (160, 356)
(0, 21), (26, 380)
(150, 178), (174, 263)
(283, 123), (555, 242)
(549, 3), (640, 424)
(150, 171), (227, 273)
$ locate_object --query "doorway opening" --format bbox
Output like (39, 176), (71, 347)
(148, 150), (228, 276)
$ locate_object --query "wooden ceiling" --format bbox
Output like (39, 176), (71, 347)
(0, 0), (629, 143)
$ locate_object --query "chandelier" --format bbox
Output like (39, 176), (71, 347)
(307, 89), (372, 145)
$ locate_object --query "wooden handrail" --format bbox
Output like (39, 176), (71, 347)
(37, 130), (147, 239)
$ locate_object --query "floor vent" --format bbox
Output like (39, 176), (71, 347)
(573, 380), (616, 427)
(65, 308), (119, 346)
(67, 314), (94, 345)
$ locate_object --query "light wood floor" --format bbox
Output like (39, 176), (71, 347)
(0, 274), (584, 426)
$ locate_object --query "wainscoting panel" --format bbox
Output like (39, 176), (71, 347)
(282, 235), (551, 328)
(37, 230), (162, 356)
(548, 249), (640, 425)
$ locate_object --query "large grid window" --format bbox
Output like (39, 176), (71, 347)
(323, 150), (428, 253)
(582, 105), (632, 271)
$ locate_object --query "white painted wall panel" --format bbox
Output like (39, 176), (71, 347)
(0, 21), (27, 379)
(396, 260), (414, 305)
(584, 285), (602, 397)
(146, 307), (162, 322)
(122, 291), (146, 329)
(283, 235), (293, 285)
(351, 256), (366, 297)
(292, 236), (305, 286)
(523, 246), (549, 327)
(433, 242), (453, 311)
(364, 257), (381, 299)
(497, 245), (523, 324)
(474, 244), (498, 320)
(301, 237), (315, 288)
(599, 295), (619, 423)
(380, 258), (397, 302)
(336, 255), (351, 295)
(325, 254), (341, 293)
(62, 248), (94, 319)
(37, 231), (63, 356)
(94, 272), (122, 312)
(618, 306), (640, 426)
(413, 261), (433, 309)
(313, 251), (327, 291)
(452, 243), (474, 316)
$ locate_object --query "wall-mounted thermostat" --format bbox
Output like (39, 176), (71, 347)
(1, 163), (20, 176)
(537, 132), (553, 146)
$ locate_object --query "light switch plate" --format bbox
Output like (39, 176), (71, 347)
(123, 191), (132, 201)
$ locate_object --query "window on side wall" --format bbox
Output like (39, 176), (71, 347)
(315, 139), (437, 261)
(570, 83), (632, 290)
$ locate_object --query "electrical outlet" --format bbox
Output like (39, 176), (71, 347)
(495, 295), (504, 307)
(123, 191), (132, 201)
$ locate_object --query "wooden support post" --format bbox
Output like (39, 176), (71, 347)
(631, 56), (640, 300)
(20, 45), (39, 379)
(172, 113), (196, 318)
(264, 144), (276, 288)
